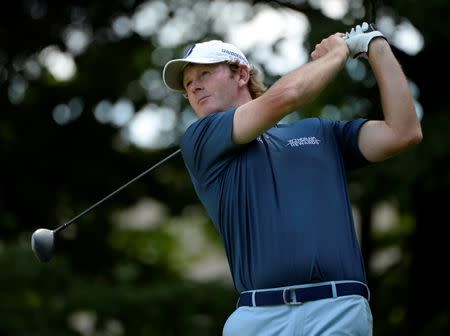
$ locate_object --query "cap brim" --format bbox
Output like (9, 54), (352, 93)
(162, 57), (225, 92)
(162, 59), (190, 92)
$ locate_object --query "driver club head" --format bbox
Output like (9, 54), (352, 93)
(31, 228), (55, 262)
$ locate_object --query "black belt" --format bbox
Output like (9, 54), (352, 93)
(237, 281), (369, 307)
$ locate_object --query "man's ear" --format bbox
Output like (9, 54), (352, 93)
(238, 65), (250, 87)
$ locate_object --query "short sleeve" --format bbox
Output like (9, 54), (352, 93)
(332, 118), (370, 170)
(181, 108), (244, 185)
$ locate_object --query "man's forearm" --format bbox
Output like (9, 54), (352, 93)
(368, 38), (422, 139)
(233, 34), (348, 145)
(268, 47), (347, 114)
(357, 38), (422, 162)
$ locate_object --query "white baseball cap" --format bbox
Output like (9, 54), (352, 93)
(162, 40), (250, 92)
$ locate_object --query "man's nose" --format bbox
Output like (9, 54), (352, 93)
(191, 79), (203, 93)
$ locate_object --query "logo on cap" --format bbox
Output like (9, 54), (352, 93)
(183, 44), (196, 58)
(221, 48), (248, 64)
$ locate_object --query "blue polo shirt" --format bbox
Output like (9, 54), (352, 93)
(181, 108), (370, 293)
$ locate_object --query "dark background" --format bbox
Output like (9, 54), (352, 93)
(1, 0), (449, 335)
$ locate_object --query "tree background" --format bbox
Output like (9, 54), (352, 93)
(1, 0), (449, 335)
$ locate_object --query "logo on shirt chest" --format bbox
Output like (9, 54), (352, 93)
(256, 135), (321, 152)
(286, 137), (321, 147)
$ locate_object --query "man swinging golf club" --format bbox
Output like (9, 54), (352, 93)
(162, 22), (422, 335)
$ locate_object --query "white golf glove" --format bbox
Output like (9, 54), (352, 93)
(344, 22), (386, 58)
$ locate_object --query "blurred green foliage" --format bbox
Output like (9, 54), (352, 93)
(1, 0), (449, 335)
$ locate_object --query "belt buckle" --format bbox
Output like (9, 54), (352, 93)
(282, 288), (303, 305)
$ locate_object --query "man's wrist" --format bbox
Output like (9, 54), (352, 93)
(367, 37), (390, 58)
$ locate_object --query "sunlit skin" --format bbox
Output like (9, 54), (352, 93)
(182, 63), (252, 118)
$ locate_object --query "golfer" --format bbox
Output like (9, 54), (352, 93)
(162, 22), (422, 335)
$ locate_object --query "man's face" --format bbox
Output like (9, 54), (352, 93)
(183, 63), (240, 117)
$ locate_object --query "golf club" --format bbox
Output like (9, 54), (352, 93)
(31, 148), (181, 263)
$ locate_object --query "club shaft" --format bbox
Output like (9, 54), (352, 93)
(53, 149), (181, 234)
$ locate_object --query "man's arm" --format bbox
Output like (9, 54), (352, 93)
(233, 33), (349, 144)
(358, 38), (423, 162)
